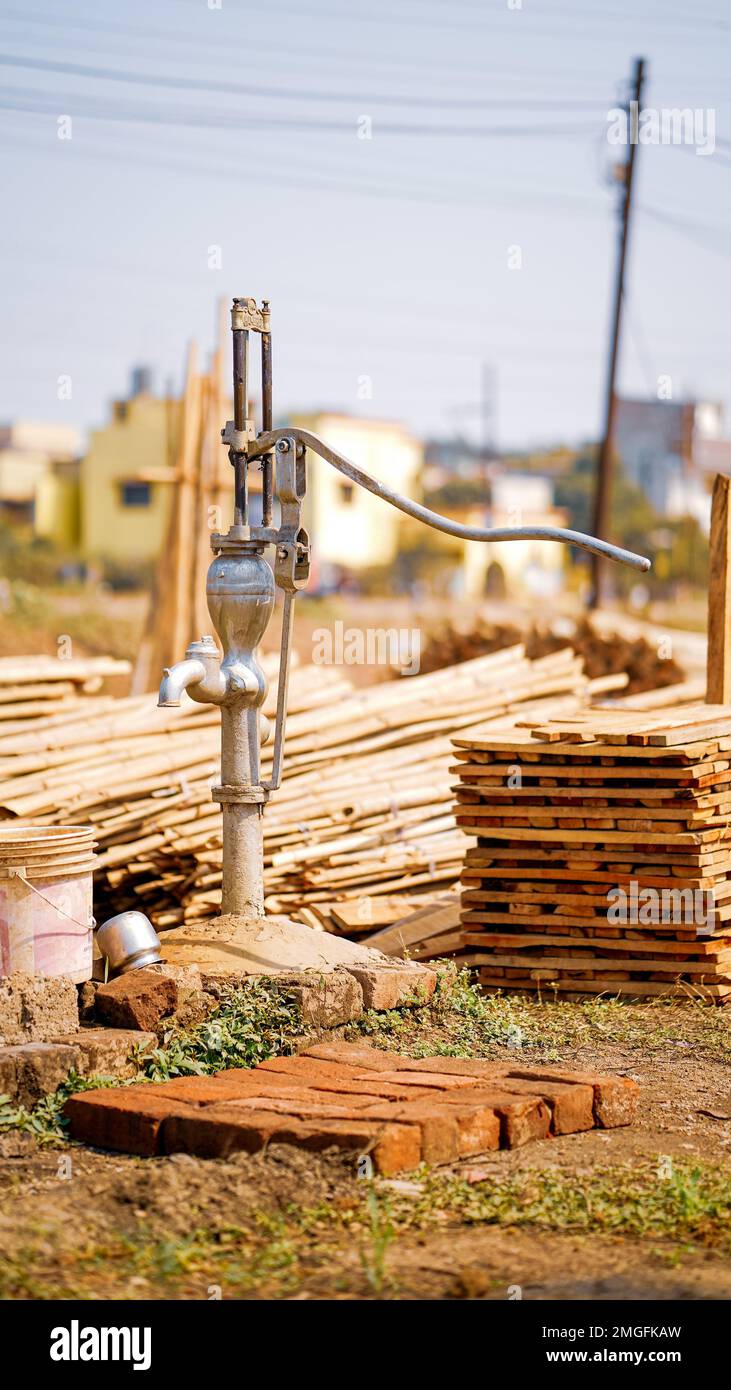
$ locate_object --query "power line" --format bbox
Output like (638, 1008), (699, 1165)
(0, 89), (597, 139)
(0, 121), (608, 220)
(641, 205), (731, 264)
(0, 54), (609, 112)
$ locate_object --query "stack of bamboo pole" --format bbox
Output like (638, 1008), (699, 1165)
(0, 656), (131, 730)
(0, 646), (597, 933)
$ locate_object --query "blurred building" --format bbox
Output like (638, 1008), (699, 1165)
(614, 396), (731, 532)
(441, 470), (569, 600)
(423, 438), (496, 490)
(292, 412), (423, 583)
(0, 422), (80, 534)
(77, 369), (181, 563)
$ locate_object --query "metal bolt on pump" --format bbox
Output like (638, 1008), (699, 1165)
(158, 297), (651, 936)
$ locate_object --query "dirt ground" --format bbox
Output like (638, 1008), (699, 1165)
(2, 994), (731, 1301)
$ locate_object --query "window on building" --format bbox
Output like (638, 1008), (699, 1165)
(338, 481), (355, 505)
(120, 482), (152, 507)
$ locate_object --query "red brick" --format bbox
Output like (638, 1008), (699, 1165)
(360, 1097), (501, 1162)
(301, 1042), (401, 1070)
(162, 1104), (421, 1174)
(64, 1087), (189, 1156)
(221, 1095), (377, 1122)
(217, 1073), (401, 1104)
(358, 1101), (459, 1165)
(404, 1057), (510, 1080)
(451, 1102), (501, 1156)
(257, 1056), (440, 1100)
(257, 1056), (366, 1081)
(163, 1105), (291, 1158)
(150, 1073), (265, 1104)
(435, 1088), (551, 1148)
(173, 1067), (437, 1106)
(288, 1117), (421, 1175)
(296, 1077), (439, 1103)
(95, 971), (178, 1033)
(352, 1068), (479, 1091)
(504, 1067), (639, 1128)
(491, 1079), (594, 1136)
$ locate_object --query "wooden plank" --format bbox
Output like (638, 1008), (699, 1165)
(461, 931), (731, 956)
(362, 894), (461, 954)
(707, 473), (731, 704)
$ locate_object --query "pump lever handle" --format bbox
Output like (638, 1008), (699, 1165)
(250, 427), (650, 573)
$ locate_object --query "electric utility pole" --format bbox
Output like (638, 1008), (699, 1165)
(589, 55), (646, 609)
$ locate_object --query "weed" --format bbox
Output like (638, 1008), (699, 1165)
(348, 962), (731, 1063)
(0, 1072), (119, 1145)
(138, 979), (301, 1081)
(3, 1157), (730, 1300)
(359, 1189), (396, 1296)
(384, 1159), (731, 1253)
(348, 964), (530, 1058)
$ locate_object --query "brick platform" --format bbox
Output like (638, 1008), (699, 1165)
(64, 1042), (639, 1176)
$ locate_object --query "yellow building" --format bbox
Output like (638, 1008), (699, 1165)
(78, 386), (181, 564)
(0, 422), (80, 544)
(36, 395), (422, 574)
(292, 412), (423, 576)
(35, 459), (82, 549)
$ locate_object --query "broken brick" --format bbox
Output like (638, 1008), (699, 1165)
(0, 972), (78, 1045)
(94, 970), (178, 1033)
(342, 963), (437, 1011)
(53, 1028), (156, 1081)
(1, 1042), (80, 1107)
(282, 970), (364, 1029)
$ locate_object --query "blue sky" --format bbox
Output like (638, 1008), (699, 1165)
(1, 0), (729, 450)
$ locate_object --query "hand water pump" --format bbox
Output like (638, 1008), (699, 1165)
(157, 297), (650, 974)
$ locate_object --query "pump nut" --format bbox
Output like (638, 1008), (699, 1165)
(212, 785), (269, 805)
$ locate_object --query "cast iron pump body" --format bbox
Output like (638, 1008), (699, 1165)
(159, 297), (651, 922)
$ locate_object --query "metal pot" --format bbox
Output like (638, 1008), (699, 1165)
(96, 911), (162, 975)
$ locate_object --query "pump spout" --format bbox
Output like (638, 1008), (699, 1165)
(158, 658), (207, 708)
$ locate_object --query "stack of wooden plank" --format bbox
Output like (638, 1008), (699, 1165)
(0, 645), (595, 933)
(453, 703), (731, 1002)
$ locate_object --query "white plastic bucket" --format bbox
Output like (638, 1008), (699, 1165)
(0, 826), (96, 982)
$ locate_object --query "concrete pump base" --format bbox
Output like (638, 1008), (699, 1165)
(159, 913), (400, 976)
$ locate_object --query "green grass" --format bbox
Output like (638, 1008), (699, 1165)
(390, 1158), (731, 1253)
(2, 1157), (730, 1300)
(348, 964), (731, 1062)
